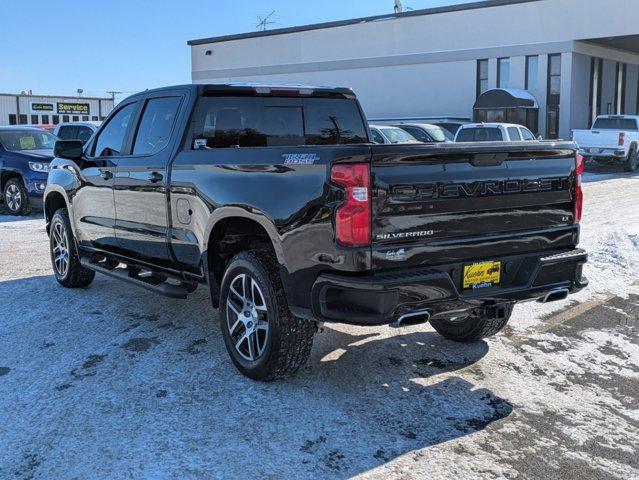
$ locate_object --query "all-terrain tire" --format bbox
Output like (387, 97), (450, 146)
(623, 145), (637, 172)
(430, 304), (514, 342)
(49, 208), (95, 288)
(3, 177), (31, 216)
(219, 250), (315, 381)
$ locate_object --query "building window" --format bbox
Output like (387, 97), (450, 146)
(497, 58), (510, 88)
(62, 115), (70, 123)
(82, 115), (89, 121)
(92, 116), (99, 121)
(31, 115), (39, 124)
(19, 114), (28, 125)
(52, 115), (60, 125)
(476, 59), (489, 98)
(72, 115), (79, 122)
(546, 54), (562, 139)
(589, 57), (603, 126)
(42, 115), (49, 124)
(525, 56), (538, 91)
(614, 62), (627, 114)
(9, 114), (17, 125)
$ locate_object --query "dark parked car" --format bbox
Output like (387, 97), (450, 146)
(44, 84), (588, 380)
(394, 123), (451, 143)
(0, 126), (56, 215)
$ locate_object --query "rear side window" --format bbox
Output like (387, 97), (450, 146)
(520, 128), (535, 141)
(57, 126), (77, 140)
(456, 127), (504, 142)
(133, 97), (181, 155)
(370, 128), (385, 144)
(191, 97), (367, 149)
(93, 103), (136, 157)
(592, 117), (639, 131)
(507, 127), (521, 141)
(400, 126), (431, 142)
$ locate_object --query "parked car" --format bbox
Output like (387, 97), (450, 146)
(455, 123), (538, 142)
(394, 123), (451, 143)
(572, 115), (638, 172)
(54, 121), (101, 144)
(0, 126), (56, 215)
(370, 117), (469, 139)
(34, 124), (57, 133)
(45, 83), (587, 380)
(369, 125), (420, 144)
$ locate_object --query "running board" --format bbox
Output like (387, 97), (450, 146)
(80, 256), (191, 299)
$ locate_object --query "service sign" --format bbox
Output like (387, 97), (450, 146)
(57, 102), (90, 115)
(30, 102), (54, 113)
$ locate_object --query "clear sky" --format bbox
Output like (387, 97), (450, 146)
(0, 0), (471, 102)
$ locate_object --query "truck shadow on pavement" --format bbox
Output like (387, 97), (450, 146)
(0, 274), (513, 479)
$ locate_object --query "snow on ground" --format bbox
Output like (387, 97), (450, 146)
(0, 169), (638, 479)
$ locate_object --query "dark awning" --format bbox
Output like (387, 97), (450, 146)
(474, 88), (539, 109)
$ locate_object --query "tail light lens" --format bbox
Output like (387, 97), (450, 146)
(574, 153), (584, 224)
(619, 132), (625, 146)
(331, 163), (371, 247)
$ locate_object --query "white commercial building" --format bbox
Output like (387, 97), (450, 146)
(0, 93), (114, 127)
(188, 0), (639, 140)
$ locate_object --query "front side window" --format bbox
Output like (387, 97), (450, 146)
(57, 126), (77, 140)
(507, 127), (521, 141)
(133, 97), (181, 155)
(520, 128), (535, 141)
(77, 126), (95, 143)
(370, 128), (385, 144)
(93, 103), (136, 157)
(0, 130), (57, 151)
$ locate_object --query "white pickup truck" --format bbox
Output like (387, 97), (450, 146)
(572, 115), (639, 172)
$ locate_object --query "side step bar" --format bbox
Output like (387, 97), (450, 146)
(80, 256), (192, 299)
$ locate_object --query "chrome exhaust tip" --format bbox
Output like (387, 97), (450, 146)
(390, 309), (431, 328)
(538, 288), (570, 303)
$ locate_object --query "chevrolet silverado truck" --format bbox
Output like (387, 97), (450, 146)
(44, 84), (588, 380)
(573, 115), (639, 172)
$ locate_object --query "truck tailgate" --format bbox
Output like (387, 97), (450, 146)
(370, 142), (578, 270)
(573, 129), (620, 149)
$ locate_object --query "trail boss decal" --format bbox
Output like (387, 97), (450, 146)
(283, 153), (319, 165)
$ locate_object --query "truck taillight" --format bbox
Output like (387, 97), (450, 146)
(619, 132), (625, 146)
(574, 153), (584, 224)
(331, 163), (371, 247)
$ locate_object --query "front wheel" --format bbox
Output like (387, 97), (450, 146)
(3, 178), (31, 216)
(219, 251), (315, 381)
(430, 304), (514, 342)
(49, 209), (95, 288)
(623, 146), (637, 172)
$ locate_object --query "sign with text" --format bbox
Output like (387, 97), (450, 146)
(30, 102), (54, 113)
(56, 102), (90, 115)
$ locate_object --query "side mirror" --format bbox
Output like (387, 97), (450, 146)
(54, 140), (84, 160)
(537, 135), (543, 141)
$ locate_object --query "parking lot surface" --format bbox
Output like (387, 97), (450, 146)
(0, 168), (638, 479)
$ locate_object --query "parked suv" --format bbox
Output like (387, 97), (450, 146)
(45, 84), (588, 380)
(0, 126), (56, 215)
(54, 121), (100, 144)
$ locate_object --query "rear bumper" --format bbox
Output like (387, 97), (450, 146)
(307, 248), (588, 325)
(579, 147), (626, 159)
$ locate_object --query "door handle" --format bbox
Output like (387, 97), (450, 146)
(100, 169), (113, 180)
(147, 171), (164, 183)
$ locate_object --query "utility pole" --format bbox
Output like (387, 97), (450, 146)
(106, 91), (122, 101)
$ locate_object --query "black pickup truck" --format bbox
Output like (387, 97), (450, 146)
(45, 84), (588, 380)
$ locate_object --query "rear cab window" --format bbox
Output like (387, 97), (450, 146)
(456, 127), (504, 142)
(190, 97), (368, 149)
(592, 117), (639, 131)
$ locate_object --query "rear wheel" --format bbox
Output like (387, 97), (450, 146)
(49, 209), (95, 288)
(623, 146), (637, 172)
(219, 251), (315, 381)
(3, 178), (31, 216)
(430, 304), (514, 342)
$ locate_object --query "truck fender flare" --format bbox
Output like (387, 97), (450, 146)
(203, 206), (286, 265)
(43, 185), (74, 235)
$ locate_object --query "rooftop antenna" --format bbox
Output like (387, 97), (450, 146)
(256, 11), (276, 31)
(394, 1), (413, 13)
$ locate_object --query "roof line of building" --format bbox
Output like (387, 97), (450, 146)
(0, 93), (113, 101)
(187, 0), (541, 46)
